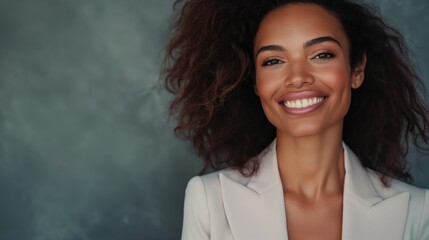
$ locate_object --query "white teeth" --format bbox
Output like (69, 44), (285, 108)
(283, 97), (325, 108)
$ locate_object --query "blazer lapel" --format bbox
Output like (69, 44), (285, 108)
(220, 140), (288, 240)
(342, 144), (410, 240)
(219, 142), (410, 240)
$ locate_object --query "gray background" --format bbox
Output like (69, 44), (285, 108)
(0, 0), (427, 239)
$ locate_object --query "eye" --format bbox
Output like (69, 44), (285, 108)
(312, 52), (336, 60)
(262, 58), (284, 66)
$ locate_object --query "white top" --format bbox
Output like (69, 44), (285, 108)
(181, 140), (429, 240)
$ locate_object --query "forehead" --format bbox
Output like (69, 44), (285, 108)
(254, 3), (349, 49)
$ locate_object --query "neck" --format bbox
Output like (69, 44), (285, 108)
(276, 127), (345, 200)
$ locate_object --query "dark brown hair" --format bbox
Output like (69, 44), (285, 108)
(163, 0), (429, 183)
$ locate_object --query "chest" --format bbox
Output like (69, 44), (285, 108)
(284, 193), (343, 240)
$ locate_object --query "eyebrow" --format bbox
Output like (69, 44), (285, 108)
(255, 36), (341, 57)
(255, 45), (286, 57)
(303, 36), (341, 48)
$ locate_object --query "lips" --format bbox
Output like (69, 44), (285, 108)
(278, 91), (327, 115)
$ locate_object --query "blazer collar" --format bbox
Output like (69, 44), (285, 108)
(220, 140), (410, 240)
(342, 143), (410, 240)
(246, 139), (281, 194)
(220, 139), (288, 239)
(343, 143), (384, 205)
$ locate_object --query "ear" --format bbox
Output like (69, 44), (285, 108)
(351, 53), (367, 89)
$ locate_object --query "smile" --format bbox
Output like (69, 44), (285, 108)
(282, 97), (325, 109)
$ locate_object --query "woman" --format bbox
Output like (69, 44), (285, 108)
(164, 0), (429, 239)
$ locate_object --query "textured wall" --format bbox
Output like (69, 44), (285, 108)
(0, 0), (427, 239)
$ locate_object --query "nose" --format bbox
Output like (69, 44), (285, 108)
(284, 60), (314, 88)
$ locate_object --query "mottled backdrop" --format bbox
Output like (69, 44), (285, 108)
(0, 0), (428, 239)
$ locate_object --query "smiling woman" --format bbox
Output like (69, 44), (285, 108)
(163, 0), (429, 239)
(254, 4), (360, 141)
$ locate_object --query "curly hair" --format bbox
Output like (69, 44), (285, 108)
(163, 0), (429, 183)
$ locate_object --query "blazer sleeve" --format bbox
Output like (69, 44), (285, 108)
(181, 176), (210, 240)
(418, 189), (429, 239)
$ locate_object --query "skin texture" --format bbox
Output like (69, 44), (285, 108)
(254, 4), (366, 239)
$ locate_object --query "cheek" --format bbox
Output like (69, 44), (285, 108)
(321, 64), (353, 115)
(255, 70), (282, 100)
(255, 71), (285, 128)
(317, 63), (351, 91)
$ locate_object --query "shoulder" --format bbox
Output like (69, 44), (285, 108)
(366, 168), (427, 203)
(183, 167), (251, 216)
(182, 169), (247, 239)
(182, 176), (210, 239)
(366, 169), (429, 238)
(185, 167), (250, 199)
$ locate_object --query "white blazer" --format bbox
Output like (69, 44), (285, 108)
(181, 141), (429, 240)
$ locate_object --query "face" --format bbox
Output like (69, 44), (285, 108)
(254, 3), (365, 138)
